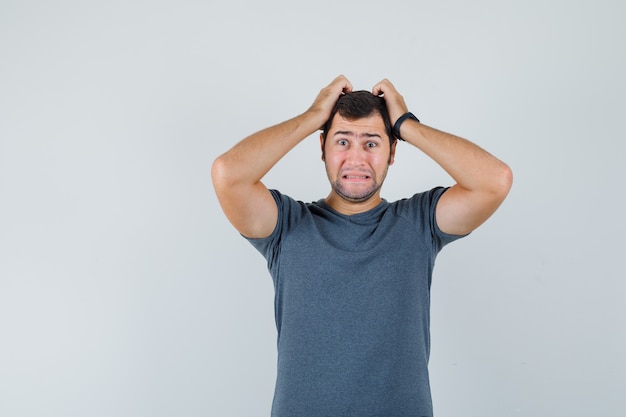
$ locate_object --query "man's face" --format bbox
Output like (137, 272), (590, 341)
(321, 113), (396, 204)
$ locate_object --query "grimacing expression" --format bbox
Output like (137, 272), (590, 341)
(321, 113), (396, 204)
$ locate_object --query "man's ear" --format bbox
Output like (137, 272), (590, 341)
(388, 139), (397, 165)
(320, 133), (325, 161)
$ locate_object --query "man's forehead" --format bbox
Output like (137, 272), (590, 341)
(330, 114), (386, 133)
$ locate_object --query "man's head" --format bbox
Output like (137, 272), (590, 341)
(321, 90), (395, 150)
(319, 91), (397, 210)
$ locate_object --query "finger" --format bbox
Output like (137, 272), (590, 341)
(343, 80), (353, 94)
(335, 74), (353, 94)
(372, 78), (393, 96)
(372, 82), (384, 97)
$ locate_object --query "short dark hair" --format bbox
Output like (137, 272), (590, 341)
(321, 90), (395, 147)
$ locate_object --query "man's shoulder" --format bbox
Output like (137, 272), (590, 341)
(269, 189), (321, 210)
(388, 187), (449, 209)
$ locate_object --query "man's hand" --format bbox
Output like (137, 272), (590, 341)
(308, 75), (354, 128)
(372, 79), (408, 125)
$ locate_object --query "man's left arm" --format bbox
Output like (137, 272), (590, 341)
(373, 79), (513, 236)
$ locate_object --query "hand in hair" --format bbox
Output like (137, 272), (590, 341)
(372, 79), (408, 126)
(307, 75), (354, 129)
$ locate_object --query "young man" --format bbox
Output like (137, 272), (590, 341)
(212, 75), (512, 417)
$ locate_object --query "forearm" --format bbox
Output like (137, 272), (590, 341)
(213, 75), (353, 190)
(212, 110), (323, 188)
(399, 119), (512, 194)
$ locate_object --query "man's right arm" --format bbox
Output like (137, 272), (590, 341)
(211, 75), (352, 238)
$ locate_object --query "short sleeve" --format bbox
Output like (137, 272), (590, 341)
(244, 189), (305, 270)
(393, 187), (468, 255)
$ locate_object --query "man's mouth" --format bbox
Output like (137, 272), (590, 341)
(343, 175), (370, 179)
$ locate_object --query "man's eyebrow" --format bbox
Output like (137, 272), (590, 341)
(333, 130), (382, 138)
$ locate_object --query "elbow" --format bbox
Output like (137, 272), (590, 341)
(211, 154), (232, 191)
(211, 152), (256, 194)
(494, 162), (513, 199)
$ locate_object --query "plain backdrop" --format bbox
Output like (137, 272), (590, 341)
(1, 0), (625, 416)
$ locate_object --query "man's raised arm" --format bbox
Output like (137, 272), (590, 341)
(372, 79), (513, 236)
(211, 75), (353, 238)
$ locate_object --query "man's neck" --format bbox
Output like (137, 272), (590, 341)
(324, 192), (383, 215)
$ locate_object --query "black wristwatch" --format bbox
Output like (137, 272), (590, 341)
(393, 112), (420, 141)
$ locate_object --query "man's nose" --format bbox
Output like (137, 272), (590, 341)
(345, 146), (366, 165)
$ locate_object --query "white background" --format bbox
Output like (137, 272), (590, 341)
(1, 1), (625, 416)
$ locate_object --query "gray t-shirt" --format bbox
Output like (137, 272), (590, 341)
(246, 187), (465, 417)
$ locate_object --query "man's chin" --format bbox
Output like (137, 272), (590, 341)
(332, 185), (380, 204)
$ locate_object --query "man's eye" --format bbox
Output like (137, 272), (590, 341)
(338, 139), (348, 146)
(366, 142), (377, 148)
